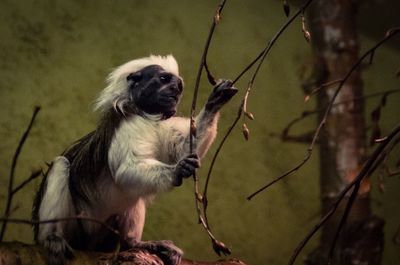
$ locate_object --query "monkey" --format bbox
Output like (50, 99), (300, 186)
(32, 55), (237, 265)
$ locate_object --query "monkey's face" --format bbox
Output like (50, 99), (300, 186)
(127, 65), (183, 119)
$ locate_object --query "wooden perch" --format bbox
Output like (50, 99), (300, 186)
(0, 242), (246, 265)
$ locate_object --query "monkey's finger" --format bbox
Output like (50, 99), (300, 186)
(154, 240), (183, 265)
(215, 79), (233, 91)
(223, 85), (238, 93)
(154, 240), (183, 253)
(175, 165), (193, 179)
(207, 87), (238, 110)
(215, 87), (238, 105)
(182, 158), (201, 169)
(180, 167), (193, 176)
(172, 176), (183, 186)
(221, 86), (238, 99)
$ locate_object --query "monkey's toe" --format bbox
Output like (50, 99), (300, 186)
(43, 234), (74, 265)
(154, 240), (183, 265)
(133, 240), (183, 265)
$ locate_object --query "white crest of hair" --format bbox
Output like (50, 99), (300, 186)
(94, 54), (179, 113)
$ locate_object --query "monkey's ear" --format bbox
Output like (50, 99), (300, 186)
(127, 72), (142, 83)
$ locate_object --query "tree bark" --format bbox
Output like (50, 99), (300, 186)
(305, 1), (384, 264)
(0, 242), (246, 265)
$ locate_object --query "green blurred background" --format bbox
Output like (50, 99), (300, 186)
(0, 0), (399, 264)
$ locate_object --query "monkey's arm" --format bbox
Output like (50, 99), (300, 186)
(192, 108), (220, 158)
(166, 80), (237, 159)
(110, 153), (200, 193)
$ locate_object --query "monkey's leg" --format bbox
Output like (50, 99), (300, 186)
(120, 202), (182, 265)
(37, 156), (75, 265)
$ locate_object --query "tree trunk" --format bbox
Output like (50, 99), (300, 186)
(305, 1), (384, 264)
(0, 242), (246, 265)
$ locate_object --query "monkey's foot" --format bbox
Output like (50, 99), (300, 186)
(132, 240), (183, 265)
(100, 249), (164, 265)
(42, 234), (74, 265)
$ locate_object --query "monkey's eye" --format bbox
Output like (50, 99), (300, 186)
(159, 73), (172, 84)
(127, 72), (142, 83)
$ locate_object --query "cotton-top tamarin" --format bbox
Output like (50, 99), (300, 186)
(32, 55), (237, 265)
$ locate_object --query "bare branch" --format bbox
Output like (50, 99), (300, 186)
(0, 216), (120, 237)
(288, 122), (400, 265)
(248, 28), (400, 200)
(304, 79), (343, 101)
(393, 224), (400, 245)
(328, 181), (360, 261)
(188, 0), (230, 256)
(204, 102), (243, 194)
(11, 170), (42, 196)
(205, 0), (316, 198)
(277, 130), (315, 144)
(388, 170), (400, 177)
(232, 0), (314, 85)
(277, 88), (400, 143)
(0, 106), (41, 242)
(248, 152), (311, 200)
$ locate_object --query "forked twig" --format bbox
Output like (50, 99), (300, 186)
(189, 0), (230, 255)
(196, 1), (315, 254)
(248, 28), (400, 200)
(0, 106), (41, 241)
(278, 88), (400, 143)
(304, 79), (343, 101)
(199, 1), (315, 252)
(232, 0), (314, 85)
(11, 169), (42, 196)
(288, 123), (400, 265)
(203, 102), (244, 215)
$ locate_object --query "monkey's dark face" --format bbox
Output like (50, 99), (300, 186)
(127, 65), (183, 119)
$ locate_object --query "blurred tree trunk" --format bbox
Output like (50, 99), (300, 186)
(305, 1), (384, 264)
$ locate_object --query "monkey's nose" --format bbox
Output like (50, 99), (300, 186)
(168, 81), (182, 94)
(168, 87), (180, 97)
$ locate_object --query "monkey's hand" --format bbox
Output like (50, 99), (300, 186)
(205, 79), (238, 113)
(173, 153), (200, 186)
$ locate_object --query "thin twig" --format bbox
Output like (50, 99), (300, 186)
(248, 152), (312, 200)
(203, 101), (244, 217)
(189, 0), (229, 255)
(0, 216), (120, 237)
(275, 130), (315, 144)
(203, 0), (315, 234)
(288, 122), (400, 265)
(11, 170), (42, 196)
(277, 88), (400, 143)
(232, 0), (314, 85)
(248, 28), (400, 200)
(378, 137), (400, 179)
(304, 79), (343, 101)
(190, 0), (227, 133)
(328, 181), (360, 261)
(393, 224), (400, 245)
(388, 170), (400, 177)
(0, 106), (41, 242)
